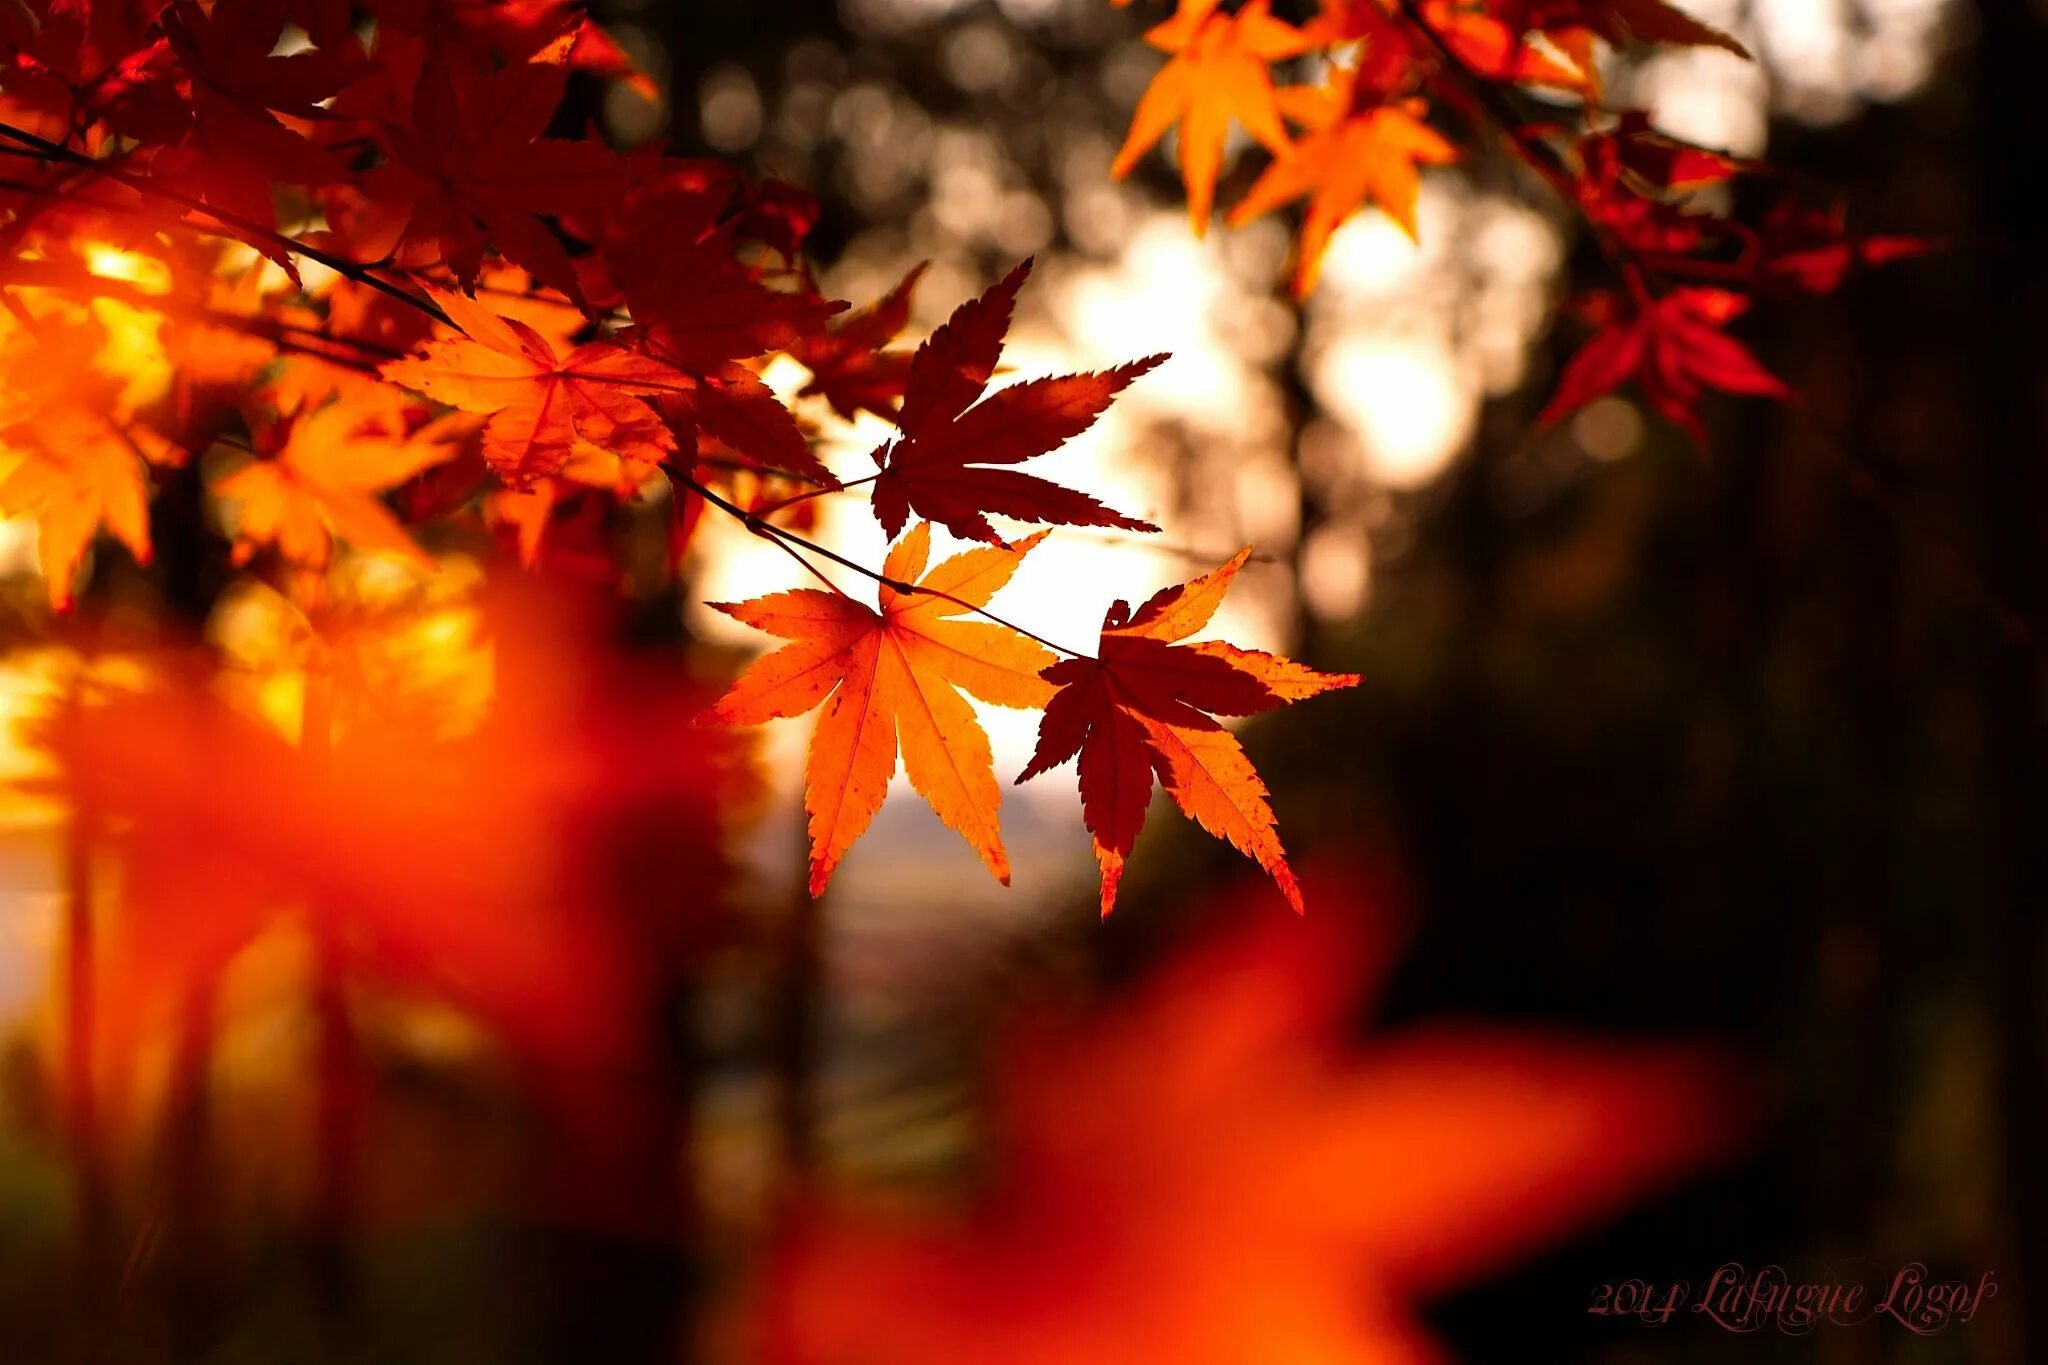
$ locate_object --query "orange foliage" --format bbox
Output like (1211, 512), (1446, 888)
(753, 867), (1748, 1365)
(1113, 0), (1924, 440)
(1111, 0), (1313, 231)
(703, 523), (1056, 895)
(34, 584), (750, 1199)
(1228, 76), (1457, 295)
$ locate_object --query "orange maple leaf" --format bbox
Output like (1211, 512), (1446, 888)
(0, 311), (182, 609)
(1228, 76), (1457, 295)
(1017, 549), (1358, 914)
(0, 412), (161, 609)
(215, 384), (461, 571)
(380, 286), (680, 486)
(1111, 0), (1313, 232)
(753, 870), (1748, 1365)
(870, 261), (1162, 544)
(702, 523), (1056, 896)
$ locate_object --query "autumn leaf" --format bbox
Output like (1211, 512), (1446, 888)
(1519, 0), (1751, 58)
(1227, 76), (1457, 296)
(1017, 549), (1358, 914)
(0, 309), (182, 609)
(1311, 0), (1593, 101)
(702, 523), (1056, 895)
(754, 869), (1748, 1365)
(160, 0), (362, 117)
(1579, 110), (1745, 195)
(596, 183), (844, 483)
(127, 0), (355, 262)
(791, 262), (928, 422)
(215, 386), (461, 571)
(602, 179), (843, 370)
(380, 286), (680, 486)
(361, 56), (631, 302)
(0, 412), (160, 609)
(1111, 0), (1313, 232)
(1540, 287), (1791, 446)
(870, 260), (1163, 544)
(1749, 199), (1934, 294)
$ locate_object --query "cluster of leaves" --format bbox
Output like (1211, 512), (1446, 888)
(38, 586), (746, 1182)
(1112, 0), (1927, 442)
(1, 0), (1359, 912)
(0, 2), (1812, 1353)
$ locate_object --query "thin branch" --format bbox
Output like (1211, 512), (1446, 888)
(673, 471), (1093, 659)
(1390, 1), (1640, 275)
(751, 472), (877, 518)
(0, 119), (450, 326)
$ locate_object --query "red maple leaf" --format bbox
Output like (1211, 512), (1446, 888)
(869, 260), (1163, 544)
(1748, 199), (1934, 294)
(361, 56), (631, 303)
(1540, 287), (1790, 445)
(790, 262), (928, 423)
(1018, 549), (1357, 914)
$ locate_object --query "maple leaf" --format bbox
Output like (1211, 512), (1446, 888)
(1111, 0), (1313, 232)
(380, 286), (680, 486)
(160, 0), (362, 117)
(1748, 199), (1934, 294)
(1540, 287), (1791, 446)
(1227, 77), (1457, 296)
(0, 309), (182, 609)
(1017, 549), (1359, 914)
(754, 869), (1748, 1365)
(702, 522), (1057, 895)
(1580, 110), (1745, 194)
(215, 386), (461, 571)
(361, 57), (631, 302)
(602, 179), (843, 368)
(790, 262), (927, 422)
(869, 260), (1163, 544)
(99, 0), (357, 265)
(592, 182), (844, 483)
(1519, 0), (1750, 57)
(1310, 0), (1593, 101)
(0, 411), (159, 609)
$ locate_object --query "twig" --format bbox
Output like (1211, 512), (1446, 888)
(673, 471), (1093, 658)
(0, 119), (450, 326)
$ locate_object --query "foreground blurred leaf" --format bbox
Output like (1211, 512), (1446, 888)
(753, 869), (1748, 1365)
